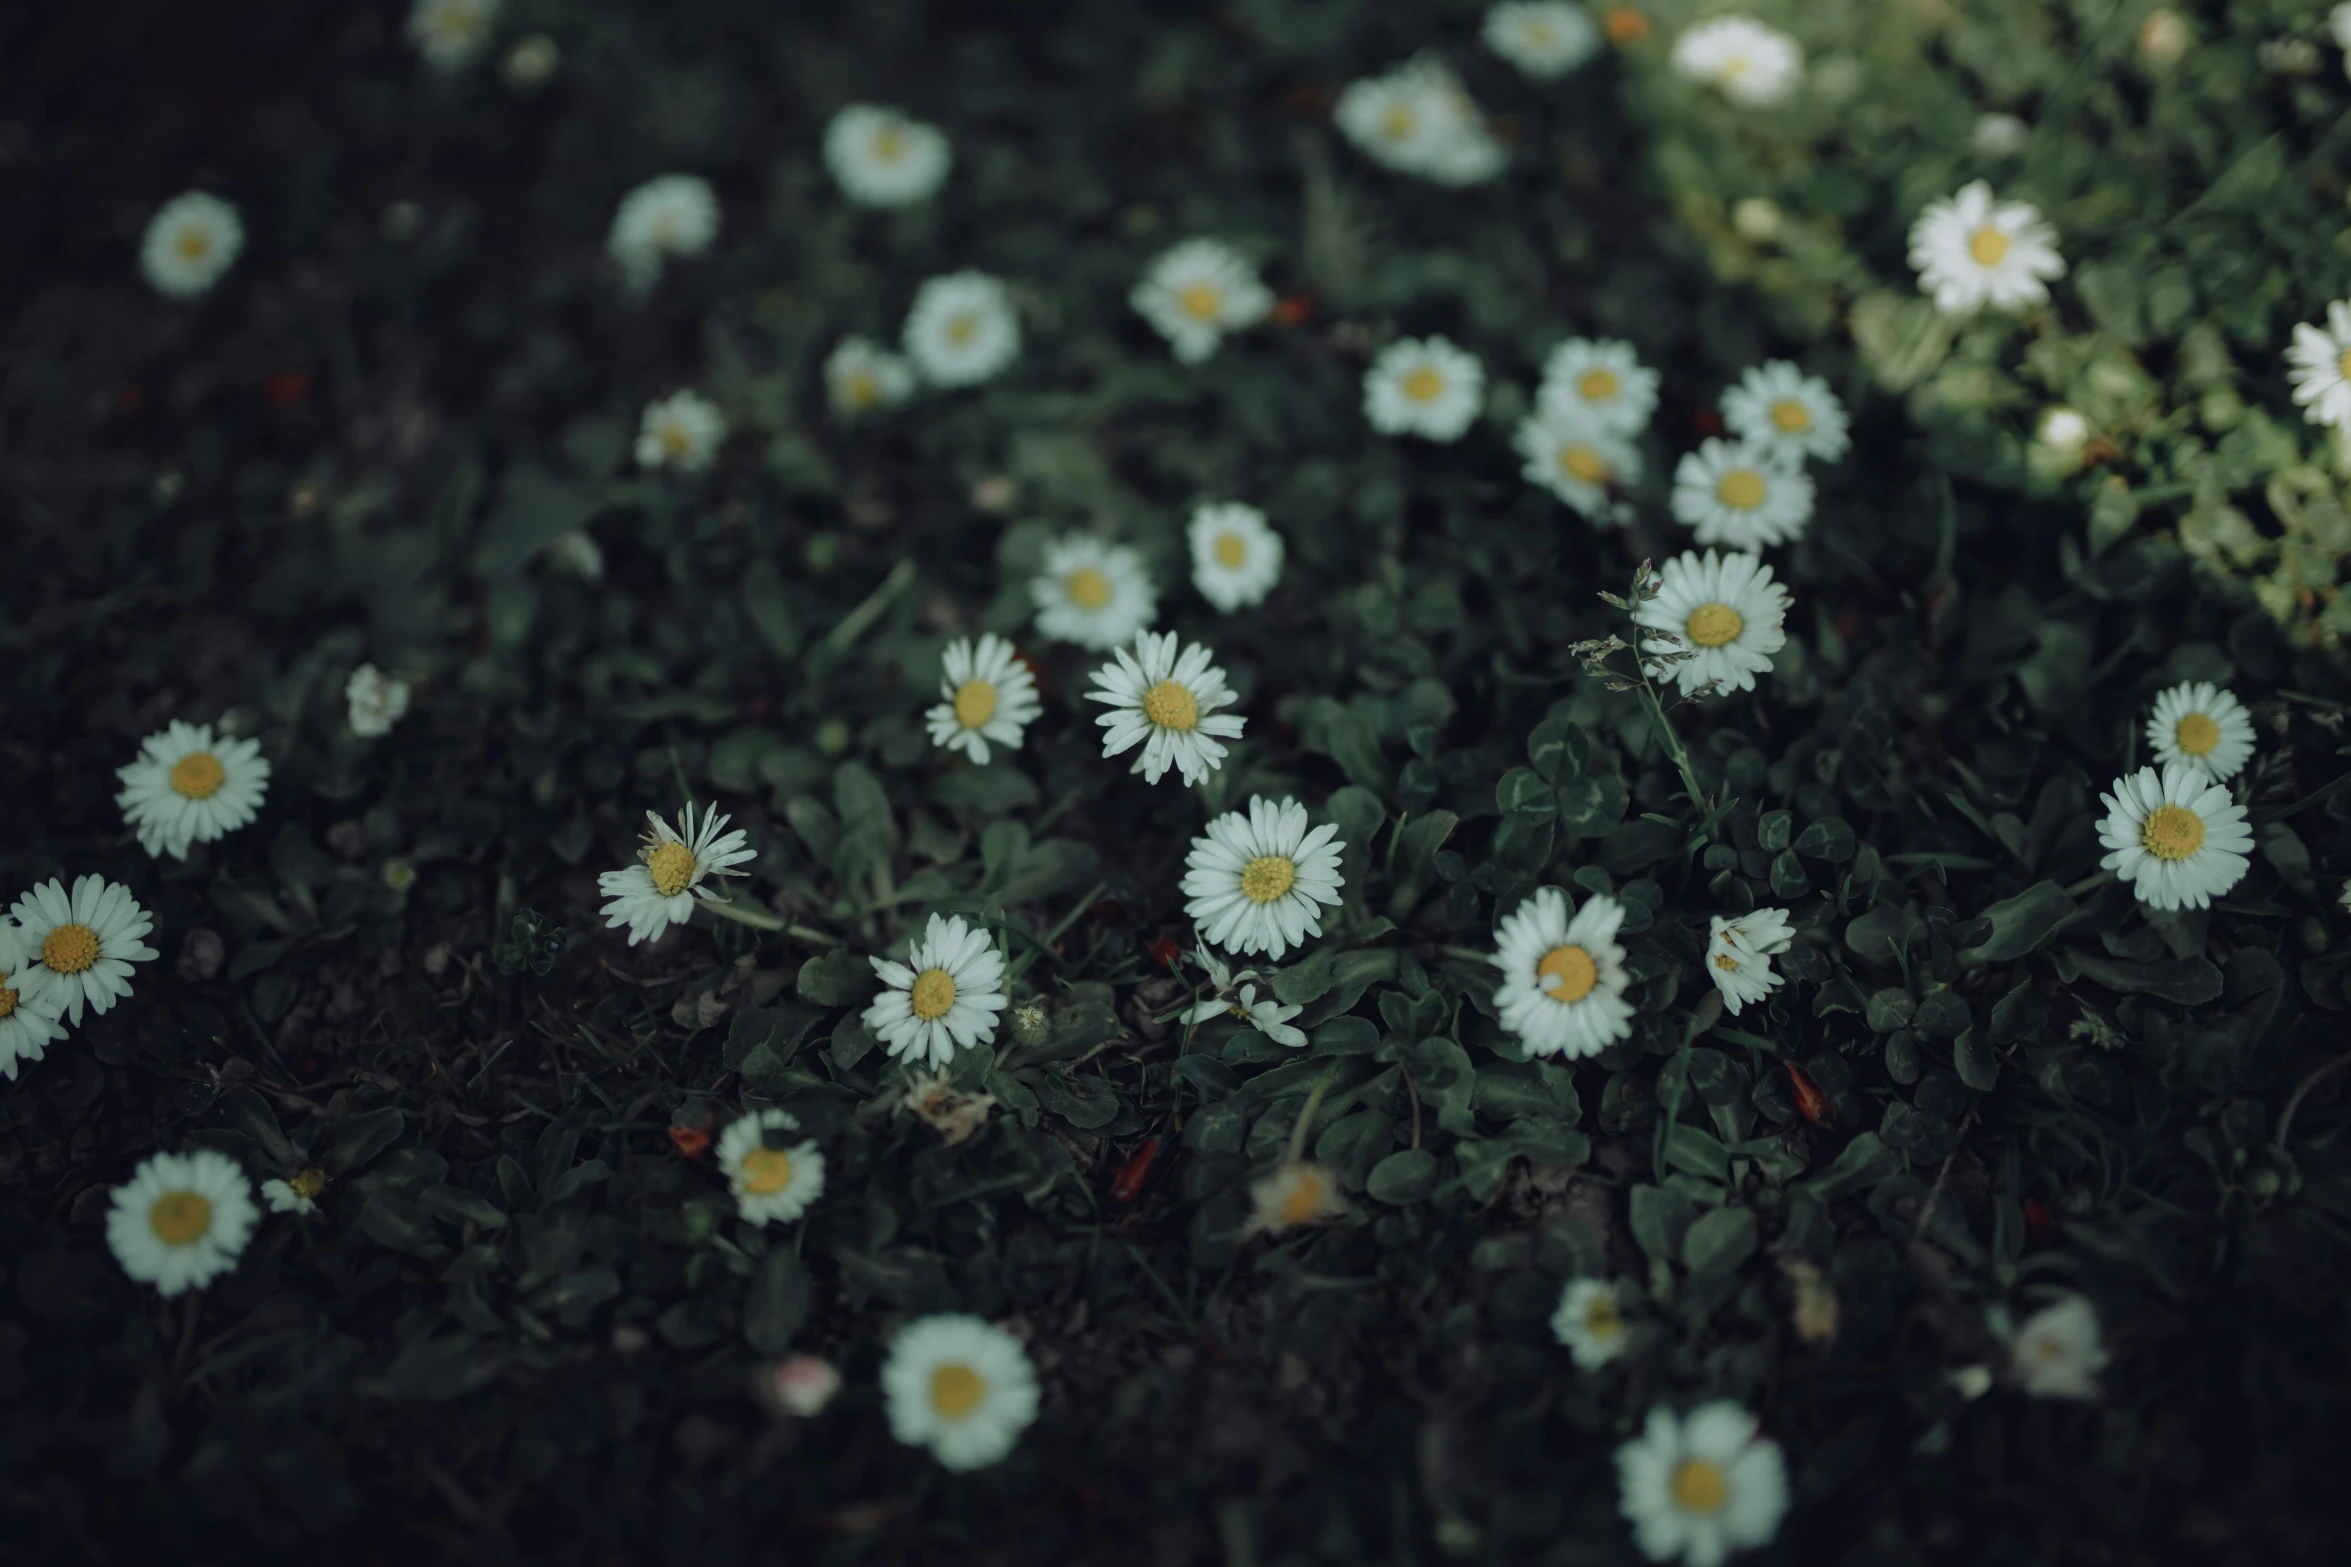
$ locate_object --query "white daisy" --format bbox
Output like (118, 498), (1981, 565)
(902, 271), (1021, 388)
(596, 803), (757, 946)
(1364, 336), (1485, 442)
(863, 913), (1008, 1069)
(346, 663), (412, 738)
(636, 390), (726, 473)
(407, 0), (500, 72)
(1703, 908), (1794, 1016)
(882, 1314), (1041, 1472)
(139, 192), (244, 299)
(1333, 59), (1506, 186)
(717, 1108), (827, 1226)
(8, 876), (158, 1027)
(1669, 15), (1804, 108)
(1514, 407), (1641, 521)
(824, 336), (917, 418)
(1907, 181), (2066, 315)
(1247, 1160), (1346, 1234)
(2286, 301), (2351, 432)
(1180, 795), (1346, 960)
(260, 1168), (325, 1216)
(106, 1149), (259, 1297)
(2037, 406), (2091, 454)
(1720, 361), (1848, 464)
(1669, 439), (1814, 549)
(1485, 2), (1602, 79)
(1633, 550), (1790, 698)
(1130, 238), (1275, 365)
(1538, 338), (1660, 436)
(2097, 764), (2253, 912)
(2008, 1295), (2108, 1400)
(1182, 981), (1307, 1048)
(1491, 887), (1633, 1060)
(2145, 682), (2255, 783)
(1088, 632), (1247, 787)
(607, 173), (720, 292)
(114, 720), (270, 861)
(925, 634), (1041, 765)
(1551, 1277), (1631, 1369)
(1030, 535), (1157, 650)
(1616, 1401), (1790, 1566)
(1188, 502), (1284, 612)
(1972, 112), (2030, 158)
(0, 923), (69, 1082)
(822, 104), (952, 208)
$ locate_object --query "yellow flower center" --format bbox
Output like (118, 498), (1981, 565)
(931, 1362), (986, 1418)
(1713, 952), (1741, 972)
(42, 924), (99, 975)
(1584, 1293), (1621, 1337)
(150, 1190), (213, 1247)
(651, 212), (681, 247)
(0, 982), (15, 1020)
(1672, 1459), (1729, 1514)
(1278, 1167), (1332, 1226)
(661, 422), (693, 455)
(290, 1167), (327, 1200)
(1770, 398), (1812, 432)
(1065, 567), (1111, 609)
(1968, 226), (2011, 267)
(176, 227), (211, 259)
(2338, 349), (2351, 382)
(873, 126), (907, 162)
(645, 840), (697, 898)
(169, 750), (226, 799)
(845, 372), (878, 408)
(1141, 679), (1200, 730)
(947, 313), (979, 344)
(1402, 367), (1446, 402)
(1686, 602), (1744, 648)
(1214, 532), (1248, 568)
(1560, 444), (1609, 483)
(2140, 804), (2205, 862)
(1716, 469), (1767, 509)
(1536, 944), (1597, 1003)
(909, 967), (958, 1021)
(1180, 283), (1223, 320)
(1382, 106), (1417, 140)
(740, 1146), (796, 1195)
(1240, 855), (1297, 904)
(1577, 368), (1620, 402)
(954, 679), (998, 729)
(2173, 712), (2220, 757)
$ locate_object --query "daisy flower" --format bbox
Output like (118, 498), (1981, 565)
(106, 1149), (259, 1297)
(261, 1167), (326, 1216)
(822, 104), (951, 208)
(864, 913), (1008, 1069)
(717, 1108), (827, 1226)
(925, 633), (1041, 765)
(882, 1314), (1040, 1472)
(607, 173), (720, 292)
(596, 803), (757, 946)
(139, 192), (244, 299)
(1089, 632), (1246, 787)
(1364, 336), (1485, 442)
(1182, 980), (1307, 1048)
(1334, 59), (1506, 186)
(8, 877), (158, 1026)
(1907, 181), (2065, 315)
(1130, 238), (1275, 365)
(1632, 550), (1791, 697)
(2286, 301), (2351, 432)
(825, 336), (917, 418)
(2037, 406), (2091, 454)
(903, 271), (1020, 388)
(1180, 795), (1345, 960)
(1668, 15), (1804, 108)
(1720, 361), (1848, 464)
(1973, 112), (2030, 158)
(346, 664), (412, 737)
(407, 0), (500, 72)
(114, 719), (270, 861)
(1515, 408), (1641, 521)
(2097, 764), (2253, 912)
(2145, 682), (2255, 783)
(761, 1355), (843, 1418)
(1616, 1401), (1790, 1566)
(1248, 1160), (1346, 1234)
(1485, 2), (1602, 79)
(1552, 1277), (1632, 1369)
(2008, 1294), (2108, 1400)
(1703, 908), (1794, 1016)
(636, 390), (726, 473)
(1538, 338), (1659, 436)
(1030, 535), (1157, 650)
(0, 923), (69, 1082)
(1188, 502), (1285, 612)
(1491, 887), (1633, 1060)
(1670, 439), (1813, 549)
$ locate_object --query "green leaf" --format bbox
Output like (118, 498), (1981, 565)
(798, 948), (875, 1008)
(1799, 1132), (1895, 1202)
(1663, 1123), (1731, 1184)
(473, 464), (600, 579)
(1366, 1148), (1439, 1205)
(324, 1108), (405, 1177)
(1953, 1030), (2000, 1092)
(743, 559), (801, 660)
(1681, 1206), (1758, 1280)
(1031, 1070), (1121, 1130)
(1271, 947), (1397, 1007)
(1298, 698), (1390, 796)
(744, 1246), (810, 1354)
(1527, 715), (1589, 783)
(1628, 1185), (1695, 1263)
(1959, 881), (2075, 964)
(2066, 951), (2225, 1006)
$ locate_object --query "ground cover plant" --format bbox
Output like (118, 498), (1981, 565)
(7, 0), (2351, 1562)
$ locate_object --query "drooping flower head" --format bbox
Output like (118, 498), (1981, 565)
(1702, 908), (1795, 1016)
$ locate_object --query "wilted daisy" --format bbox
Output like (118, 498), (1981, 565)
(903, 271), (1020, 388)
(596, 803), (757, 946)
(1181, 796), (1345, 960)
(1130, 238), (1275, 365)
(1616, 1401), (1789, 1567)
(607, 173), (720, 291)
(1248, 1161), (1346, 1234)
(2097, 764), (2253, 912)
(1090, 632), (1246, 787)
(635, 390), (726, 473)
(1515, 408), (1641, 521)
(407, 0), (500, 71)
(1720, 361), (1848, 464)
(1364, 336), (1485, 442)
(925, 633), (1041, 765)
(139, 192), (244, 299)
(1633, 550), (1790, 697)
(2145, 682), (2254, 782)
(1333, 59), (1506, 186)
(115, 720), (270, 861)
(106, 1149), (259, 1297)
(1703, 908), (1794, 1016)
(346, 664), (412, 738)
(1492, 887), (1632, 1060)
(822, 104), (951, 208)
(1538, 338), (1659, 436)
(864, 913), (1008, 1069)
(2007, 1294), (2108, 1400)
(1030, 535), (1157, 650)
(1485, 2), (1602, 78)
(1183, 948), (1308, 1046)
(717, 1108), (827, 1226)
(1908, 181), (2065, 315)
(260, 1168), (325, 1216)
(8, 877), (158, 1027)
(1188, 502), (1284, 612)
(883, 1314), (1040, 1471)
(824, 336), (917, 418)
(1552, 1277), (1631, 1369)
(2285, 301), (2351, 432)
(1670, 440), (1813, 549)
(1670, 15), (1803, 107)
(0, 924), (69, 1082)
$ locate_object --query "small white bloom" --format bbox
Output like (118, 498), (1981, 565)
(1030, 535), (1157, 650)
(1552, 1277), (1631, 1369)
(260, 1168), (325, 1216)
(346, 664), (413, 738)
(823, 104), (952, 208)
(762, 1355), (843, 1417)
(2037, 406), (2090, 452)
(636, 390), (727, 473)
(1670, 15), (1804, 108)
(8, 876), (159, 1027)
(926, 634), (1041, 765)
(825, 336), (917, 418)
(408, 0), (500, 71)
(607, 174), (720, 292)
(1485, 2), (1602, 78)
(1703, 908), (1795, 1016)
(2286, 301), (2351, 432)
(2096, 764), (2253, 912)
(903, 271), (1020, 388)
(2137, 8), (2189, 64)
(1973, 112), (2029, 157)
(2145, 682), (2255, 783)
(139, 193), (244, 299)
(2008, 1294), (2109, 1400)
(1730, 198), (1782, 244)
(115, 720), (270, 860)
(717, 1108), (827, 1226)
(1334, 59), (1506, 186)
(2334, 2), (2351, 53)
(864, 913), (1008, 1069)
(501, 33), (560, 89)
(1538, 338), (1660, 436)
(1181, 796), (1346, 961)
(596, 803), (757, 946)
(882, 1314), (1040, 1471)
(1633, 550), (1790, 698)
(0, 923), (69, 1082)
(1131, 238), (1274, 365)
(1491, 887), (1633, 1060)
(1183, 981), (1308, 1048)
(1364, 336), (1485, 441)
(548, 530), (605, 580)
(1248, 1161), (1346, 1233)
(1516, 408), (1641, 520)
(1188, 502), (1284, 612)
(1908, 181), (2065, 316)
(107, 1149), (259, 1297)
(1088, 631), (1247, 787)
(1670, 440), (1813, 549)
(1616, 1401), (1790, 1566)
(1720, 361), (1848, 464)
